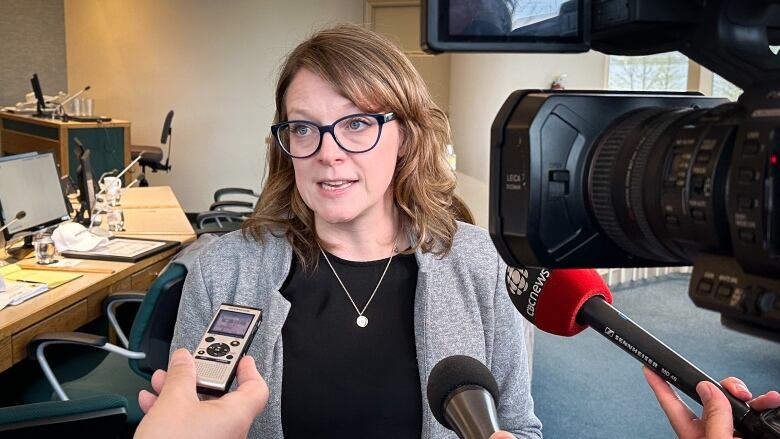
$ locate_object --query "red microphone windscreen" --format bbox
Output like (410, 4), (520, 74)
(535, 269), (612, 337)
(505, 267), (612, 337)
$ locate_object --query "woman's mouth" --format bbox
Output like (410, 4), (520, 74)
(319, 180), (357, 191)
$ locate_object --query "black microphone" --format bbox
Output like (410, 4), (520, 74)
(427, 355), (501, 439)
(505, 267), (780, 438)
(0, 211), (26, 234)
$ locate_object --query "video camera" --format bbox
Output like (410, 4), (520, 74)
(422, 0), (780, 340)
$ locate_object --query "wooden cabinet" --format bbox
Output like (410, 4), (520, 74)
(0, 113), (131, 183)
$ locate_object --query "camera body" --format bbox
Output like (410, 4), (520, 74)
(423, 0), (780, 338)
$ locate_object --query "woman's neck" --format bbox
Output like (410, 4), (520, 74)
(315, 210), (407, 262)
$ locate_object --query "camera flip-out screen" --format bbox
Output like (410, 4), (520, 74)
(422, 0), (590, 53)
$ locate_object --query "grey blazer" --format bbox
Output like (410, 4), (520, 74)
(170, 222), (543, 439)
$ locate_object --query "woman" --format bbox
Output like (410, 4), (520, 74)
(169, 24), (542, 438)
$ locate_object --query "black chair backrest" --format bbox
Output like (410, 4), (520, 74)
(0, 395), (127, 438)
(160, 110), (174, 144)
(128, 263), (187, 379)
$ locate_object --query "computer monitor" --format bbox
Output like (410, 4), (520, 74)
(0, 153), (71, 242)
(73, 141), (97, 224)
(30, 73), (48, 117)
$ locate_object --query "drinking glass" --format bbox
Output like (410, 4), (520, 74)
(34, 233), (57, 265)
(106, 207), (124, 232)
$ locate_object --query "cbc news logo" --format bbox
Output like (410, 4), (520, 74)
(506, 267), (530, 296)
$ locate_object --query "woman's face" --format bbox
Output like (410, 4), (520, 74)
(285, 68), (402, 228)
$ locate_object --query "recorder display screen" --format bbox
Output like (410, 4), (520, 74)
(209, 310), (255, 337)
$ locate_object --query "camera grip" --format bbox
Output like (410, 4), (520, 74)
(736, 407), (780, 439)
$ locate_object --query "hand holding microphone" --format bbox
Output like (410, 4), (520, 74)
(504, 266), (780, 438)
(644, 368), (780, 439)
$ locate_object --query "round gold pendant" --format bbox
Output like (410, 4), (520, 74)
(356, 315), (368, 327)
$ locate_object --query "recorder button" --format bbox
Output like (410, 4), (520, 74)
(205, 336), (215, 342)
(230, 340), (240, 346)
(207, 343), (230, 357)
(197, 350), (205, 355)
(226, 355), (234, 360)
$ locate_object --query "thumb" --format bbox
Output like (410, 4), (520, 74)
(697, 381), (735, 439)
(158, 348), (198, 402)
(221, 356), (268, 418)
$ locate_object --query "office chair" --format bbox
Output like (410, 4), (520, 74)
(183, 186), (259, 236)
(130, 110), (174, 186)
(0, 394), (127, 438)
(24, 263), (188, 425)
(209, 187), (259, 213)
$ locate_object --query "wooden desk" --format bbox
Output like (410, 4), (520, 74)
(120, 186), (182, 209)
(0, 112), (131, 183)
(0, 187), (195, 372)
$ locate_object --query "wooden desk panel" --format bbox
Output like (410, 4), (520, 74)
(0, 187), (196, 372)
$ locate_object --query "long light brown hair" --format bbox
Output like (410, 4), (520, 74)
(243, 23), (458, 270)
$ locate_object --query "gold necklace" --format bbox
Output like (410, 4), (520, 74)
(319, 241), (398, 328)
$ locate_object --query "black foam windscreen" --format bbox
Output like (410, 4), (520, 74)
(426, 355), (499, 428)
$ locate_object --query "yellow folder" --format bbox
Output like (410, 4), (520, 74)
(0, 264), (82, 288)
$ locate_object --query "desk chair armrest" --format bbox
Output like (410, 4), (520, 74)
(214, 187), (258, 202)
(103, 292), (145, 349)
(28, 332), (146, 402)
(208, 200), (254, 211)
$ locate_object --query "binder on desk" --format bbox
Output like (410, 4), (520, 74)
(61, 237), (179, 262)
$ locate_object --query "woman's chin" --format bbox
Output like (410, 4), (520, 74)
(315, 210), (358, 225)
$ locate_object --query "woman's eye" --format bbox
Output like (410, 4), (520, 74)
(345, 118), (371, 130)
(291, 124), (311, 136)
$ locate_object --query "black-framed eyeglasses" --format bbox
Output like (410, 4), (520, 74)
(271, 112), (396, 159)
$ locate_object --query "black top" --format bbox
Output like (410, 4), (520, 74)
(280, 250), (421, 439)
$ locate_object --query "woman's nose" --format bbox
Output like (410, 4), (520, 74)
(316, 130), (346, 164)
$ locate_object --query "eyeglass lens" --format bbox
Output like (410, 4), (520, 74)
(277, 114), (381, 157)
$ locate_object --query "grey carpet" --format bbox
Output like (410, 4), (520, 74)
(531, 273), (780, 438)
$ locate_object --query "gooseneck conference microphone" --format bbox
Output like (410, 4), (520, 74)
(505, 266), (780, 438)
(427, 355), (501, 439)
(0, 211), (26, 234)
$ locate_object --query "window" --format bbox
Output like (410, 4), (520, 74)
(711, 74), (742, 102)
(607, 52), (689, 92)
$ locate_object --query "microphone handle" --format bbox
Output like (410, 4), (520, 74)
(444, 387), (500, 439)
(578, 297), (779, 438)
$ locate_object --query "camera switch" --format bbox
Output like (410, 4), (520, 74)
(738, 168), (756, 182)
(697, 279), (713, 295)
(742, 140), (760, 155)
(737, 196), (755, 209)
(716, 284), (734, 298)
(738, 229), (756, 243)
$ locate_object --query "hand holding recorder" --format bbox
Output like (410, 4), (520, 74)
(135, 348), (269, 439)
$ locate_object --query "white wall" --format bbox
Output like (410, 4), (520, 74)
(449, 51), (608, 183)
(64, 0), (364, 211)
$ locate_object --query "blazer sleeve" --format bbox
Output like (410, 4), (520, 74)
(491, 253), (544, 438)
(170, 251), (216, 357)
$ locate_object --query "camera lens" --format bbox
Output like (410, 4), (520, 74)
(586, 103), (744, 264)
